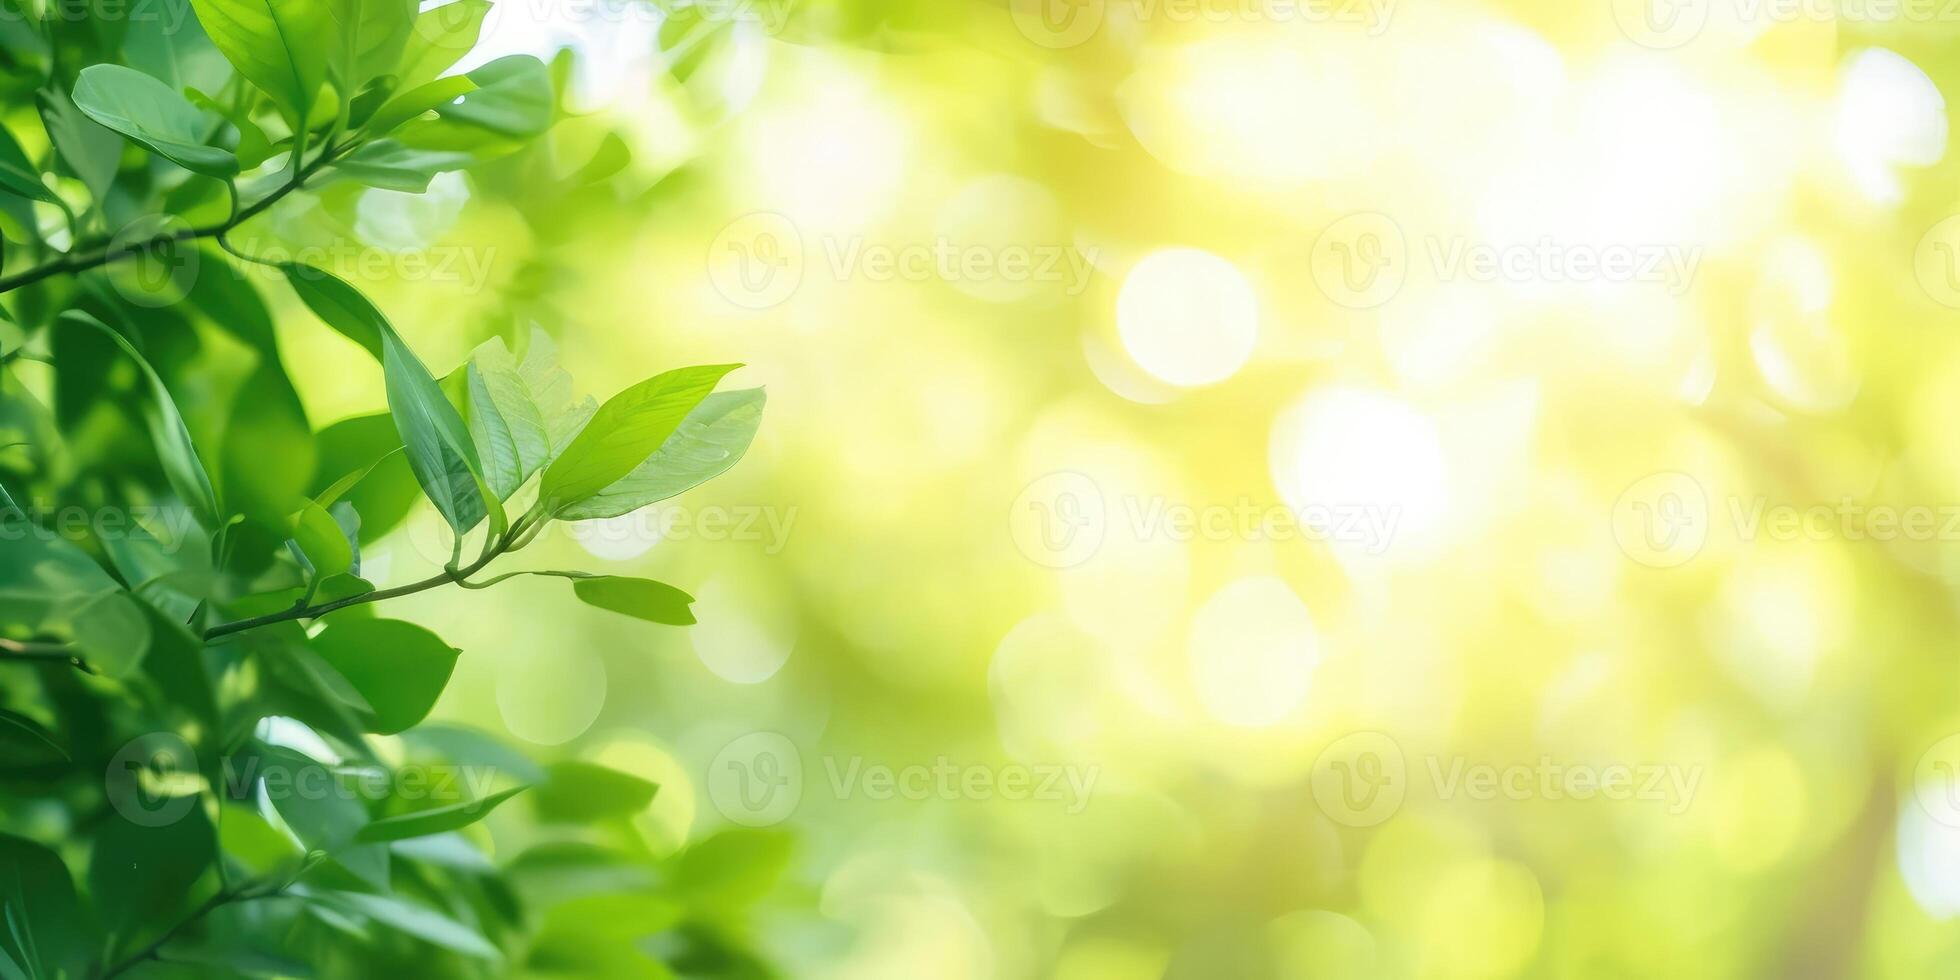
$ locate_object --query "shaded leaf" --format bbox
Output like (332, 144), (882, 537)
(572, 576), (695, 627)
(531, 761), (656, 824)
(311, 618), (459, 734)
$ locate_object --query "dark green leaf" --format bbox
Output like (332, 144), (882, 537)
(314, 891), (499, 958)
(89, 805), (216, 939)
(531, 761), (657, 824)
(355, 785), (526, 843)
(65, 312), (222, 529)
(0, 123), (53, 203)
(571, 576), (696, 626)
(0, 835), (93, 980)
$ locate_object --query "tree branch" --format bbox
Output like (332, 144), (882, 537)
(0, 141), (349, 296)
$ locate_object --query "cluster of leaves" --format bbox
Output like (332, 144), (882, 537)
(0, 1), (785, 977)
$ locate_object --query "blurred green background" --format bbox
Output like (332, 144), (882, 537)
(236, 0), (1960, 975)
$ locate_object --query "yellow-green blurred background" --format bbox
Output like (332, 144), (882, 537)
(248, 0), (1960, 975)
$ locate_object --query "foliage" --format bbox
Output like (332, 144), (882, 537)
(0, 2), (781, 976)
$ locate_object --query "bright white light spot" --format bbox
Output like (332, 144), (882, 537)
(1835, 48), (1947, 205)
(356, 171), (469, 251)
(1187, 577), (1319, 727)
(1269, 387), (1450, 555)
(1899, 803), (1960, 919)
(1116, 248), (1258, 387)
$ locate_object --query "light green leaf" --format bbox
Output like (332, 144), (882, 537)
(392, 0), (489, 92)
(187, 87), (275, 170)
(125, 0), (232, 96)
(334, 138), (472, 192)
(72, 64), (239, 177)
(65, 312), (222, 529)
(282, 266), (487, 533)
(292, 501), (353, 580)
(311, 618), (459, 734)
(558, 388), (764, 521)
(316, 891), (499, 958)
(434, 55), (553, 138)
(538, 364), (739, 516)
(572, 576), (695, 626)
(355, 785), (527, 843)
(323, 0), (413, 101)
(363, 75), (474, 137)
(462, 333), (584, 500)
(189, 0), (331, 126)
(0, 123), (52, 203)
(531, 761), (657, 824)
(245, 743), (390, 890)
(36, 87), (121, 205)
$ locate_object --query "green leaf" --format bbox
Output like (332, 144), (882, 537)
(282, 266), (487, 533)
(355, 785), (526, 843)
(0, 122), (52, 203)
(242, 743), (391, 891)
(673, 828), (795, 912)
(392, 0), (489, 92)
(461, 332), (591, 500)
(36, 87), (121, 206)
(434, 55), (553, 138)
(538, 364), (739, 516)
(313, 414), (419, 543)
(72, 64), (239, 178)
(334, 138), (472, 192)
(125, 0), (233, 96)
(186, 87), (275, 170)
(66, 590), (153, 678)
(190, 0), (331, 126)
(0, 835), (92, 980)
(65, 312), (222, 530)
(558, 388), (764, 521)
(571, 576), (696, 627)
(315, 891), (499, 958)
(292, 500), (353, 579)
(0, 514), (122, 634)
(0, 709), (66, 766)
(531, 761), (657, 824)
(311, 618), (459, 734)
(364, 75), (474, 137)
(89, 805), (216, 939)
(323, 0), (413, 102)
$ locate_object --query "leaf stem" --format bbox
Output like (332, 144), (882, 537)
(96, 876), (290, 980)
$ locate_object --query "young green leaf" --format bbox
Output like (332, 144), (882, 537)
(538, 364), (739, 515)
(0, 121), (54, 203)
(461, 333), (590, 500)
(292, 500), (354, 579)
(72, 64), (240, 177)
(354, 785), (527, 843)
(391, 0), (490, 92)
(65, 312), (222, 529)
(557, 388), (764, 520)
(322, 0), (413, 103)
(571, 576), (696, 626)
(531, 761), (657, 823)
(311, 618), (460, 734)
(0, 835), (93, 980)
(362, 75), (474, 137)
(282, 266), (488, 533)
(189, 0), (331, 126)
(434, 55), (553, 138)
(334, 139), (473, 192)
